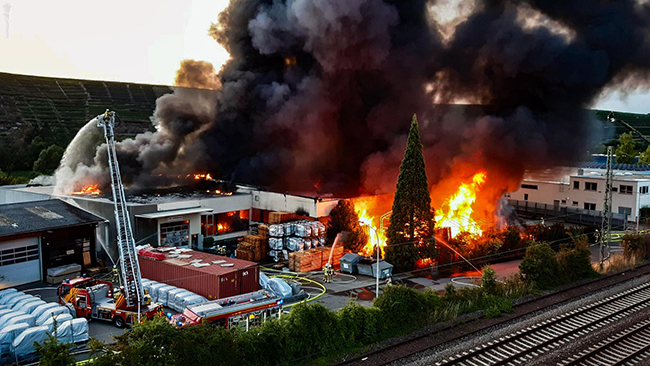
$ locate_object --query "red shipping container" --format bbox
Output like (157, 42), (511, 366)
(138, 250), (259, 300)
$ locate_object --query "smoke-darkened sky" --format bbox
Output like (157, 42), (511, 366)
(0, 0), (647, 113)
(53, 0), (650, 206)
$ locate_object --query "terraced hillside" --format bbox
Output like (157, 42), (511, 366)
(0, 72), (172, 147)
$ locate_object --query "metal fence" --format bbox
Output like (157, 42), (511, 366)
(507, 199), (631, 229)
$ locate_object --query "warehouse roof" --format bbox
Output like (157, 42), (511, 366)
(139, 248), (257, 275)
(0, 199), (104, 238)
(135, 207), (213, 219)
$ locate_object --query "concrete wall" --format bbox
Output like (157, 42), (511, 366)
(0, 186), (52, 204)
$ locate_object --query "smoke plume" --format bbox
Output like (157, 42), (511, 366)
(57, 0), (650, 215)
(175, 59), (221, 90)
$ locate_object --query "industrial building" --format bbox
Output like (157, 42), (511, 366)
(507, 164), (650, 225)
(0, 184), (340, 268)
(0, 199), (104, 287)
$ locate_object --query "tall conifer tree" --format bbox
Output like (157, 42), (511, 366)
(385, 114), (436, 271)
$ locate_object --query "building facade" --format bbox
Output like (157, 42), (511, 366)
(507, 167), (650, 223)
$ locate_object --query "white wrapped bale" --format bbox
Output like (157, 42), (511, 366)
(6, 294), (35, 309)
(317, 222), (326, 236)
(5, 314), (35, 328)
(0, 311), (25, 328)
(166, 288), (189, 308)
(304, 239), (311, 250)
(35, 306), (70, 326)
(170, 290), (194, 312)
(149, 283), (168, 302)
(310, 222), (319, 236)
(56, 318), (89, 343)
(42, 313), (73, 332)
(0, 323), (29, 355)
(319, 236), (326, 246)
(181, 294), (207, 310)
(0, 288), (17, 301)
(312, 238), (319, 248)
(12, 326), (48, 358)
(157, 285), (178, 307)
(0, 292), (25, 305)
(14, 298), (44, 313)
(31, 303), (59, 321)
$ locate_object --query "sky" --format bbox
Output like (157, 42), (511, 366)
(0, 0), (648, 114)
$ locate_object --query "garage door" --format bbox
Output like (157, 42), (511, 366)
(0, 237), (41, 288)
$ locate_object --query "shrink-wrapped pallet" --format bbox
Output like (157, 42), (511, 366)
(317, 222), (326, 236)
(269, 224), (284, 237)
(311, 238), (319, 248)
(283, 222), (295, 236)
(269, 238), (283, 250)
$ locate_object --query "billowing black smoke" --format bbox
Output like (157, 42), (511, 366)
(57, 0), (650, 200)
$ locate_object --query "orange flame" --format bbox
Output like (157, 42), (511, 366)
(193, 173), (213, 180)
(434, 171), (487, 237)
(352, 197), (391, 258)
(72, 184), (101, 195)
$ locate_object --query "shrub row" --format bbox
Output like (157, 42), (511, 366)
(88, 283), (521, 366)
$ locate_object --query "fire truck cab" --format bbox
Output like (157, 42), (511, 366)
(58, 276), (161, 328)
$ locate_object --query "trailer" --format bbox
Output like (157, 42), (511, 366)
(170, 290), (282, 331)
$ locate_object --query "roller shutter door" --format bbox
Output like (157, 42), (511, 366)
(0, 237), (41, 288)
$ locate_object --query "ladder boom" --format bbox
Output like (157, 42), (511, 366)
(97, 110), (144, 309)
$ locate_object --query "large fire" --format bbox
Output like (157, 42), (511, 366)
(435, 171), (487, 238)
(72, 184), (101, 195)
(352, 171), (489, 258)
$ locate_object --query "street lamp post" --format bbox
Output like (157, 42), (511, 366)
(374, 228), (380, 298)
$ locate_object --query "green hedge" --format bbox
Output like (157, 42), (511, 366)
(88, 283), (522, 366)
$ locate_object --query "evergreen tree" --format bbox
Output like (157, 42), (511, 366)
(615, 132), (638, 164)
(326, 200), (369, 252)
(638, 145), (650, 165)
(385, 114), (437, 271)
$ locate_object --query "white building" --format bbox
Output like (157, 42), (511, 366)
(0, 184), (341, 262)
(507, 166), (650, 223)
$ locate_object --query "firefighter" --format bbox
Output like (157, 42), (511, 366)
(112, 268), (119, 284)
(327, 264), (334, 283)
(386, 273), (393, 286)
(323, 264), (330, 283)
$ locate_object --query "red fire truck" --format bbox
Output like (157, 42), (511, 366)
(58, 276), (162, 328)
(170, 290), (282, 331)
(58, 110), (163, 328)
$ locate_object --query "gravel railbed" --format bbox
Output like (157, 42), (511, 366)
(335, 264), (650, 366)
(396, 274), (650, 366)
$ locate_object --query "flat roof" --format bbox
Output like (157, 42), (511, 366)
(139, 248), (257, 275)
(135, 207), (213, 219)
(0, 199), (104, 238)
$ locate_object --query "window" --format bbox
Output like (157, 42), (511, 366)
(572, 201), (579, 206)
(584, 203), (596, 211)
(612, 187), (618, 192)
(620, 185), (633, 194)
(504, 193), (511, 198)
(573, 181), (580, 189)
(618, 207), (632, 216)
(585, 182), (597, 191)
(641, 186), (649, 194)
(521, 184), (538, 190)
(0, 244), (39, 267)
(561, 200), (567, 204)
(524, 194), (529, 201)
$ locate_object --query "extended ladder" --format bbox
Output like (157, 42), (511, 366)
(97, 110), (143, 310)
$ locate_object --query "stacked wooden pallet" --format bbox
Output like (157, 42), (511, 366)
(258, 224), (269, 238)
(288, 245), (346, 272)
(269, 211), (297, 224)
(236, 235), (268, 261)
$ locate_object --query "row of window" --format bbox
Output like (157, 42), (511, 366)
(0, 244), (39, 267)
(568, 181), (648, 195)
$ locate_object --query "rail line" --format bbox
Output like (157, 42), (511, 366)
(435, 282), (650, 366)
(561, 318), (650, 366)
(335, 263), (650, 366)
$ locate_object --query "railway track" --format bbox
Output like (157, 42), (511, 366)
(435, 282), (650, 366)
(561, 318), (650, 366)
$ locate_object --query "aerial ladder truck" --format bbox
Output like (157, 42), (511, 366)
(58, 110), (161, 327)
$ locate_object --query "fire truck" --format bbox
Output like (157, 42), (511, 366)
(58, 110), (162, 327)
(170, 290), (283, 331)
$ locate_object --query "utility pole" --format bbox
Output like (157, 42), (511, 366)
(600, 146), (613, 264)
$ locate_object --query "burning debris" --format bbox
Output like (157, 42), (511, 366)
(72, 184), (101, 196)
(435, 171), (487, 238)
(52, 0), (650, 231)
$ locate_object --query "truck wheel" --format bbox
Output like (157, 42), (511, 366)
(113, 316), (125, 328)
